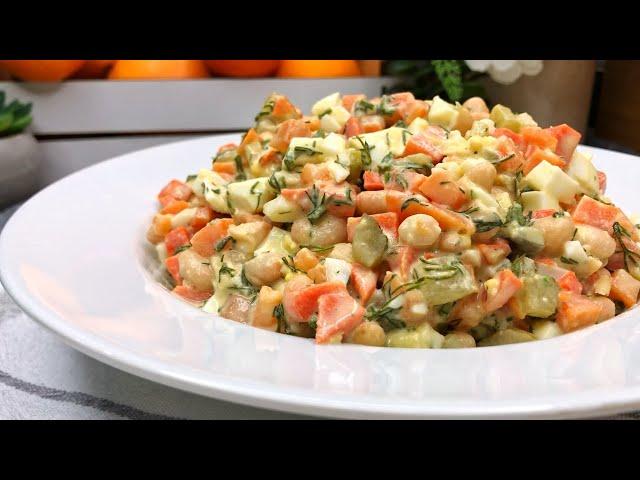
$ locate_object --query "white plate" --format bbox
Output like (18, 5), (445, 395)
(2, 135), (640, 419)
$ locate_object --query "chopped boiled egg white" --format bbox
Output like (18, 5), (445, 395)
(326, 160), (350, 183)
(262, 195), (304, 223)
(442, 130), (471, 157)
(324, 257), (352, 285)
(562, 240), (589, 264)
(521, 191), (561, 213)
(348, 126), (410, 158)
(253, 227), (296, 257)
(566, 149), (599, 195)
(191, 168), (228, 197)
(531, 320), (563, 340)
(465, 118), (495, 138)
(318, 132), (346, 156)
(407, 117), (429, 134)
(311, 92), (341, 116)
(525, 160), (581, 204)
(155, 243), (168, 262)
(437, 161), (463, 179)
(170, 207), (197, 228)
(204, 183), (230, 214)
(227, 177), (275, 214)
(427, 96), (459, 130)
(320, 105), (351, 133)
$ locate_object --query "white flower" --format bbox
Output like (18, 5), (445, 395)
(465, 60), (544, 85)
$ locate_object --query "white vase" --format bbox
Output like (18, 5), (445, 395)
(481, 60), (596, 136)
(0, 132), (41, 209)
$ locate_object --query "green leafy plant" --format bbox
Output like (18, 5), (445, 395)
(382, 60), (486, 103)
(0, 91), (33, 137)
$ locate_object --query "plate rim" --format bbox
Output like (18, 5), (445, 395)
(2, 135), (640, 419)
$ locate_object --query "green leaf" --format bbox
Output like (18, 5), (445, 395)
(431, 60), (464, 102)
(0, 111), (14, 134)
(0, 91), (5, 110)
(4, 114), (31, 135)
(12, 102), (32, 119)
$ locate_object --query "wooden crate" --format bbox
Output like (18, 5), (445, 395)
(0, 77), (393, 187)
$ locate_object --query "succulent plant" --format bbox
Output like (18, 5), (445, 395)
(0, 91), (33, 137)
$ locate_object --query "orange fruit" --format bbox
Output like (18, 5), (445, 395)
(276, 60), (360, 78)
(108, 60), (209, 80)
(0, 60), (86, 81)
(73, 60), (115, 79)
(204, 60), (279, 77)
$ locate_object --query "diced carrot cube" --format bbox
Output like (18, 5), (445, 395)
(531, 209), (556, 219)
(484, 269), (523, 313)
(173, 285), (212, 303)
(360, 115), (385, 133)
(342, 94), (366, 112)
(523, 146), (566, 174)
(161, 200), (190, 215)
(387, 245), (420, 279)
(270, 119), (312, 153)
(190, 206), (214, 231)
(272, 95), (299, 119)
(521, 126), (558, 151)
(546, 124), (581, 162)
(491, 128), (525, 151)
(158, 179), (192, 203)
(212, 162), (236, 176)
(557, 270), (583, 294)
(293, 248), (319, 272)
(350, 263), (378, 304)
(402, 133), (444, 163)
(610, 269), (640, 308)
(571, 196), (620, 232)
(363, 171), (384, 190)
(418, 169), (467, 210)
(597, 171), (607, 194)
(283, 281), (348, 323)
(165, 227), (191, 256)
(189, 218), (234, 257)
(556, 291), (603, 333)
(478, 238), (511, 265)
(165, 255), (182, 285)
(344, 117), (363, 138)
(300, 164), (332, 184)
(315, 292), (365, 344)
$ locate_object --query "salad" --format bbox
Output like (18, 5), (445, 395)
(147, 91), (640, 348)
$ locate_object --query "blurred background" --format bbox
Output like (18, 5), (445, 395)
(0, 59), (636, 208)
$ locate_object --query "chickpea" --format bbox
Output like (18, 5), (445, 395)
(442, 332), (476, 349)
(329, 243), (353, 263)
(178, 248), (214, 292)
(398, 214), (441, 248)
(347, 321), (386, 347)
(463, 97), (490, 115)
(473, 227), (499, 244)
(219, 294), (251, 323)
(250, 286), (283, 330)
(533, 216), (575, 257)
(439, 231), (472, 252)
(356, 191), (388, 215)
(574, 224), (617, 260)
(452, 295), (485, 330)
(453, 105), (474, 135)
(591, 296), (616, 323)
(244, 252), (284, 287)
(399, 290), (429, 326)
(290, 214), (347, 247)
(465, 161), (496, 191)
